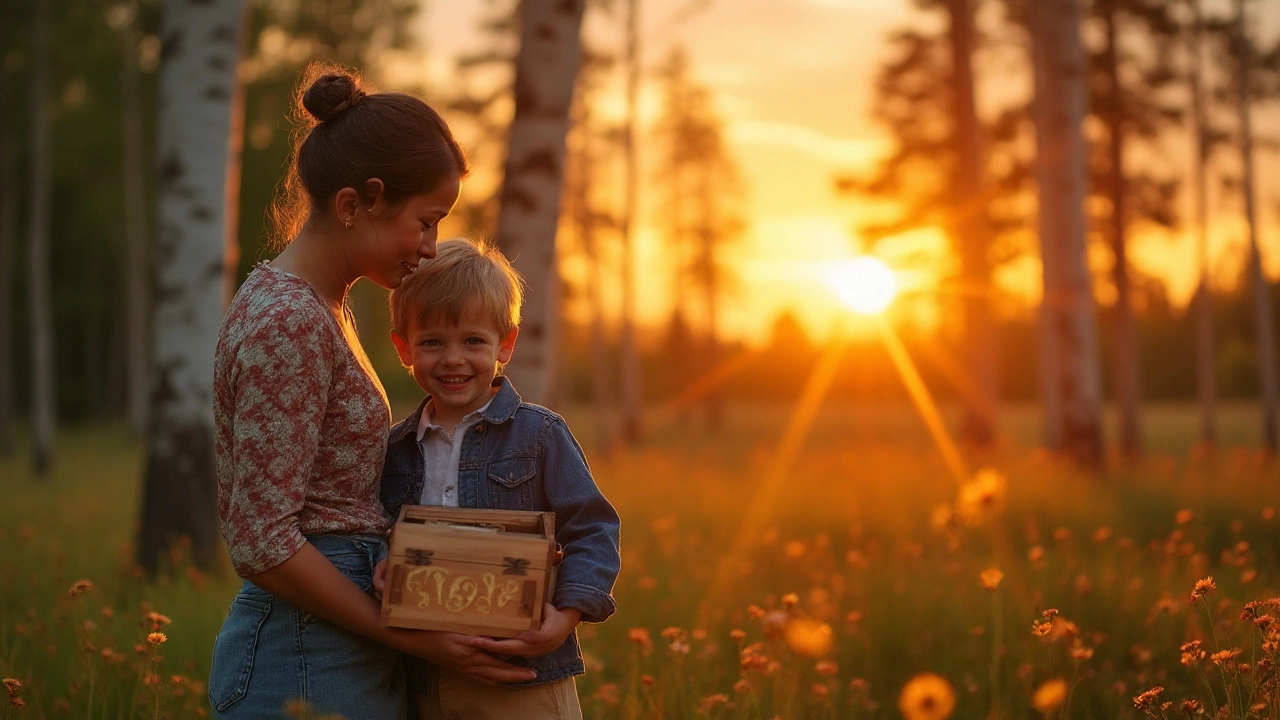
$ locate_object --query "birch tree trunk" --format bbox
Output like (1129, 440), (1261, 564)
(1189, 0), (1216, 450)
(947, 0), (997, 447)
(1102, 0), (1142, 458)
(28, 0), (56, 477)
(495, 0), (586, 406)
(1030, 0), (1104, 467)
(137, 0), (245, 573)
(618, 0), (644, 445)
(1234, 0), (1279, 454)
(119, 1), (151, 435)
(0, 63), (16, 456)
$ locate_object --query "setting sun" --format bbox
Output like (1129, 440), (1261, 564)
(827, 256), (898, 315)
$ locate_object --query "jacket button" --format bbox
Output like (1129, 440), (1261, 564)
(474, 424), (486, 433)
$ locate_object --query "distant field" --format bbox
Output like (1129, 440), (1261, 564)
(0, 401), (1276, 719)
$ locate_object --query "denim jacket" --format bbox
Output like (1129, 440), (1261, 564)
(381, 377), (621, 686)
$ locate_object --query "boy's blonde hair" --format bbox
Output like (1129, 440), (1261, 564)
(390, 237), (524, 338)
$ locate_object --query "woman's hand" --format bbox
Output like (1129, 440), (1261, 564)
(394, 629), (538, 685)
(467, 605), (581, 658)
(371, 559), (386, 600)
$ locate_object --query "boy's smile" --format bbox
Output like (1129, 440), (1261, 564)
(391, 308), (518, 429)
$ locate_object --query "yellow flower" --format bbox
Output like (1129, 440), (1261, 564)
(1191, 577), (1216, 602)
(784, 618), (833, 658)
(899, 673), (956, 720)
(956, 469), (1007, 526)
(147, 632), (167, 646)
(1032, 678), (1067, 714)
(979, 568), (1004, 591)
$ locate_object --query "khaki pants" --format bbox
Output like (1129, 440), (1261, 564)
(413, 667), (583, 720)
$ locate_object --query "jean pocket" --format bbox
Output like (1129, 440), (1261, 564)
(208, 595), (273, 712)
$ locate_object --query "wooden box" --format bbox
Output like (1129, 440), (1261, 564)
(380, 505), (559, 637)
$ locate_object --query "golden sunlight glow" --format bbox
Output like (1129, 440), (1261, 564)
(827, 257), (898, 315)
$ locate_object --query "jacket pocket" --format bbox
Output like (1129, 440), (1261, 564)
(208, 594), (273, 712)
(487, 456), (537, 488)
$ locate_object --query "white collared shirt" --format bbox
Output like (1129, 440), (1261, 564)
(415, 397), (494, 507)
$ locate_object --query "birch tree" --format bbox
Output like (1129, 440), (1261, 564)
(494, 0), (586, 406)
(1030, 0), (1104, 466)
(28, 0), (55, 477)
(137, 0), (245, 572)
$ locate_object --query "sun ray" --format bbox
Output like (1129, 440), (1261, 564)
(697, 336), (847, 626)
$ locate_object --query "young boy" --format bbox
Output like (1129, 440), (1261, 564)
(381, 237), (621, 720)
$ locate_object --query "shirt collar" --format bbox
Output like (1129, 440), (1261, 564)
(415, 396), (495, 442)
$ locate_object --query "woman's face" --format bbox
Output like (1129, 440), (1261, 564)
(351, 174), (461, 290)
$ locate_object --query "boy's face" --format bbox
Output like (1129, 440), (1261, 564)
(391, 308), (518, 427)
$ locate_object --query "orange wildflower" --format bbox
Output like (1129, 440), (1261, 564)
(1032, 678), (1067, 714)
(1191, 577), (1216, 602)
(899, 673), (956, 720)
(979, 568), (1004, 591)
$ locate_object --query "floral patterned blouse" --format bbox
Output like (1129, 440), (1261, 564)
(214, 263), (391, 577)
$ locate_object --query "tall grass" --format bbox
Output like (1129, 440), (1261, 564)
(1, 403), (1276, 719)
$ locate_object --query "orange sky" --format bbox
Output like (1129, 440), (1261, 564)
(397, 0), (1280, 346)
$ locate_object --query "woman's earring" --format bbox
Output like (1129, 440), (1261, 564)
(343, 218), (353, 229)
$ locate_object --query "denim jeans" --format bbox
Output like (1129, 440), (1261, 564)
(208, 535), (406, 719)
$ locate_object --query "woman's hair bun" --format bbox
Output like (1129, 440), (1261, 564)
(302, 73), (367, 122)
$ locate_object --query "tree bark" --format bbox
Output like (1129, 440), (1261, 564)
(946, 0), (997, 448)
(1188, 0), (1216, 450)
(28, 0), (56, 477)
(1234, 0), (1279, 454)
(1029, 0), (1104, 467)
(618, 0), (644, 445)
(1102, 0), (1142, 458)
(137, 0), (245, 573)
(494, 0), (586, 406)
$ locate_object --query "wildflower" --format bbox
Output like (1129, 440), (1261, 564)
(1133, 686), (1164, 711)
(1180, 699), (1203, 716)
(668, 640), (690, 655)
(1191, 577), (1216, 602)
(780, 592), (799, 609)
(146, 611), (172, 628)
(147, 631), (167, 646)
(68, 579), (94, 597)
(733, 679), (751, 694)
(1209, 649), (1240, 667)
(784, 541), (806, 558)
(1032, 678), (1067, 714)
(697, 693), (729, 714)
(2, 678), (20, 697)
(729, 628), (746, 643)
(1175, 509), (1194, 525)
(9, 697), (23, 708)
(627, 628), (652, 652)
(1032, 621), (1053, 639)
(811, 683), (830, 699)
(784, 618), (833, 657)
(1028, 546), (1045, 562)
(899, 673), (956, 720)
(747, 604), (765, 620)
(100, 607), (115, 620)
(815, 660), (838, 677)
(957, 468), (1006, 526)
(979, 568), (1004, 591)
(641, 674), (654, 687)
(1180, 640), (1206, 666)
(592, 683), (620, 706)
(1263, 507), (1275, 521)
(1071, 643), (1094, 661)
(661, 627), (683, 641)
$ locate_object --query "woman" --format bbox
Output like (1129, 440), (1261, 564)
(208, 66), (535, 720)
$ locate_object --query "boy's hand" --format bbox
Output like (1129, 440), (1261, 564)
(395, 629), (538, 685)
(371, 559), (387, 601)
(468, 605), (581, 658)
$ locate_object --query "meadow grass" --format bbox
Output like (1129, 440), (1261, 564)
(0, 401), (1277, 719)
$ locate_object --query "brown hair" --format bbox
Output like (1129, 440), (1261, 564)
(269, 63), (469, 247)
(390, 237), (524, 339)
